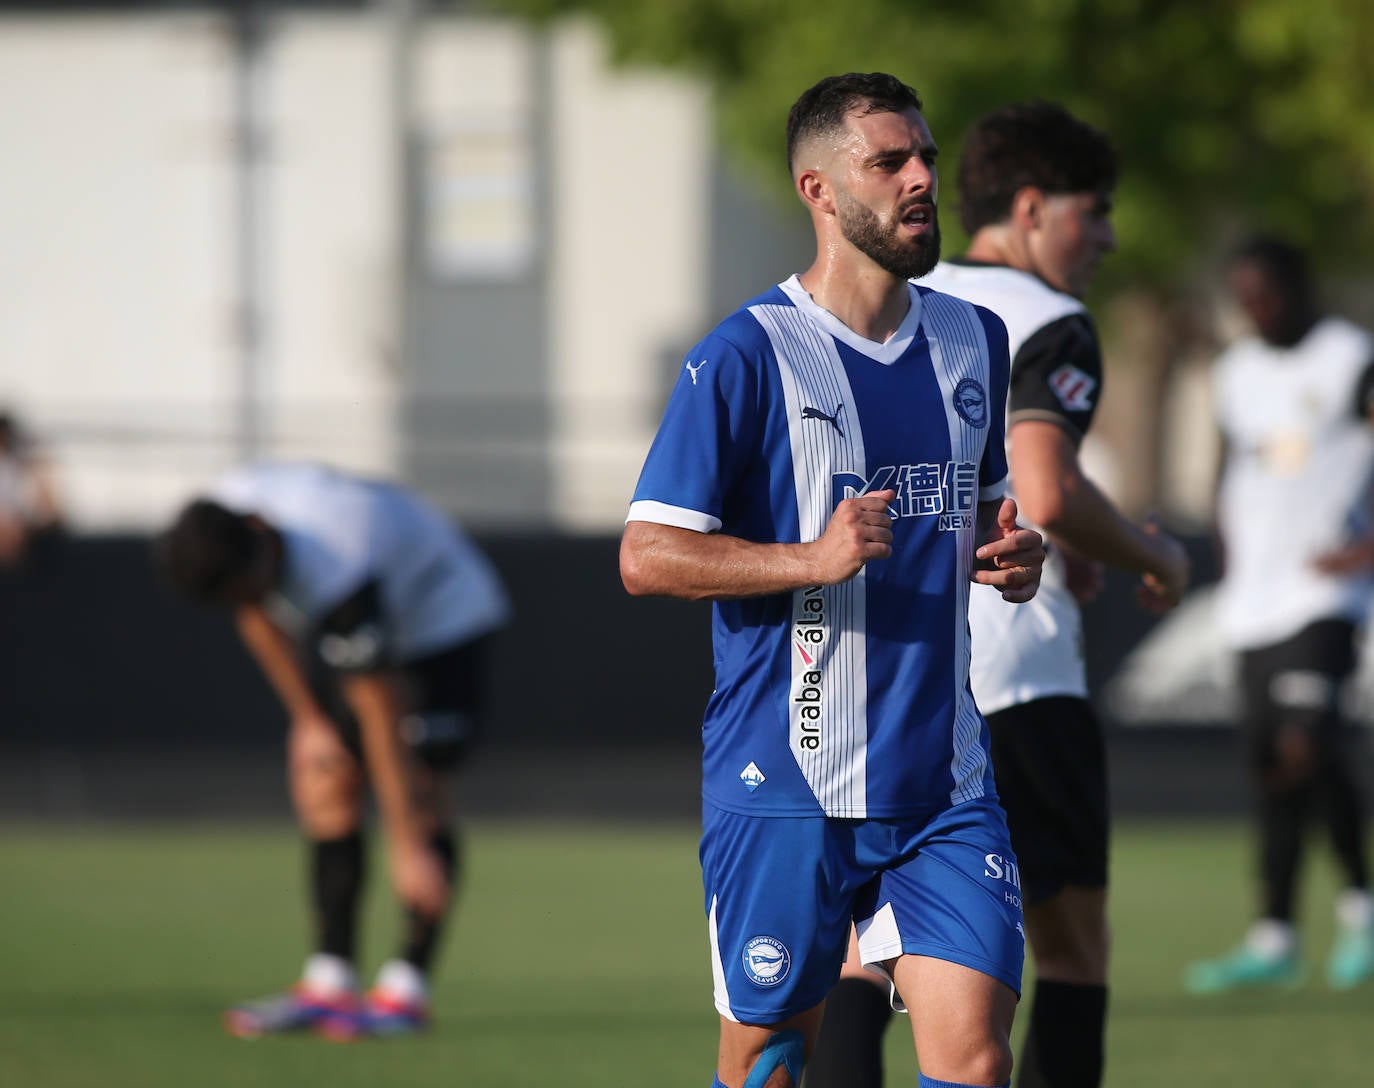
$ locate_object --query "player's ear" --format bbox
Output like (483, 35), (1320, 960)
(796, 167), (835, 216)
(1010, 186), (1045, 232)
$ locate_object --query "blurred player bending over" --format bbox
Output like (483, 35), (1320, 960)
(808, 102), (1189, 1088)
(1185, 236), (1374, 994)
(160, 462), (509, 1039)
(623, 72), (1045, 1088)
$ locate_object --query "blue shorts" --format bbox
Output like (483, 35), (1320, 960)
(702, 796), (1024, 1023)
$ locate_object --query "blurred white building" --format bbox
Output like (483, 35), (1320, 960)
(0, 6), (810, 531)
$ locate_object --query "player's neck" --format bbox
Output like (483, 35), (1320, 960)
(964, 230), (1020, 272)
(797, 258), (911, 344)
(1265, 308), (1321, 349)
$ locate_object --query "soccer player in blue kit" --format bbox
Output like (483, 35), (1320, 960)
(620, 73), (1046, 1088)
(809, 101), (1190, 1088)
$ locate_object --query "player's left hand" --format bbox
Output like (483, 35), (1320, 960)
(973, 497), (1045, 603)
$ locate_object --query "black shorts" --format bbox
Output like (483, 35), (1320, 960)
(307, 634), (494, 770)
(1239, 618), (1357, 772)
(986, 695), (1109, 905)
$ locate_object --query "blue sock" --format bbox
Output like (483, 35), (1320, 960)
(711, 1079), (728, 1088)
(917, 1076), (1010, 1088)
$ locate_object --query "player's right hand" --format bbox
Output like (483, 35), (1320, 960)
(1137, 517), (1189, 614)
(811, 489), (896, 584)
(390, 837), (449, 918)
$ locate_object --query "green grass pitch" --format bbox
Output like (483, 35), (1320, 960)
(1, 820), (1370, 1087)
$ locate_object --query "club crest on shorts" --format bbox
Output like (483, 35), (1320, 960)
(742, 935), (791, 987)
(952, 378), (989, 428)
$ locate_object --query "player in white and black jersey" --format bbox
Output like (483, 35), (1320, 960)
(1184, 236), (1374, 995)
(159, 462), (509, 1039)
(624, 74), (1047, 1088)
(808, 102), (1189, 1088)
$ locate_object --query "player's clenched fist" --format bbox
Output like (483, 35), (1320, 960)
(811, 489), (896, 584)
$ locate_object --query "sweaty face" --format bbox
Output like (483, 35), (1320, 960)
(831, 107), (942, 280)
(1032, 190), (1116, 297)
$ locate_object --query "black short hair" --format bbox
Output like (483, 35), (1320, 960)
(786, 72), (924, 175)
(157, 499), (262, 603)
(1228, 233), (1311, 297)
(957, 101), (1117, 234)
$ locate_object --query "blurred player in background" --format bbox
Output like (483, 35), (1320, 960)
(1184, 236), (1374, 994)
(622, 72), (1046, 1088)
(0, 410), (62, 570)
(808, 102), (1189, 1088)
(159, 461), (509, 1038)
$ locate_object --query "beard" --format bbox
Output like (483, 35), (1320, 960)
(837, 194), (941, 280)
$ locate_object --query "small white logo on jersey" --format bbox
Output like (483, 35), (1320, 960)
(741, 935), (791, 986)
(1047, 364), (1097, 412)
(740, 761), (766, 792)
(319, 625), (382, 669)
(685, 359), (708, 385)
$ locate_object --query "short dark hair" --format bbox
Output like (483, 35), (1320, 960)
(157, 498), (263, 603)
(786, 72), (924, 175)
(957, 101), (1117, 234)
(1228, 233), (1311, 298)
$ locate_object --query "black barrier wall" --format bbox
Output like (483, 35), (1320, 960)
(2, 531), (1256, 819)
(0, 533), (716, 750)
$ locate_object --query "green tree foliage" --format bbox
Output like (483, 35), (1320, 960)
(486, 0), (1374, 290)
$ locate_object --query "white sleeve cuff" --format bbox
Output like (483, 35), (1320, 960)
(625, 500), (721, 534)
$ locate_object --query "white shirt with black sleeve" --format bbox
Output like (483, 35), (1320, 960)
(211, 462), (509, 670)
(918, 260), (1102, 715)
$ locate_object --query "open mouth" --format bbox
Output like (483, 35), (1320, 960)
(900, 203), (934, 232)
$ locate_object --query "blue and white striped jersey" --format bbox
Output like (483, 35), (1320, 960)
(628, 276), (1010, 818)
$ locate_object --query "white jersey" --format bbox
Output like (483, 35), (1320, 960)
(919, 261), (1102, 714)
(1214, 316), (1374, 649)
(211, 462), (509, 665)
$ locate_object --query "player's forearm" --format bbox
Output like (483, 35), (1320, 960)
(1020, 469), (1167, 576)
(344, 674), (423, 847)
(234, 606), (324, 720)
(620, 520), (824, 600)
